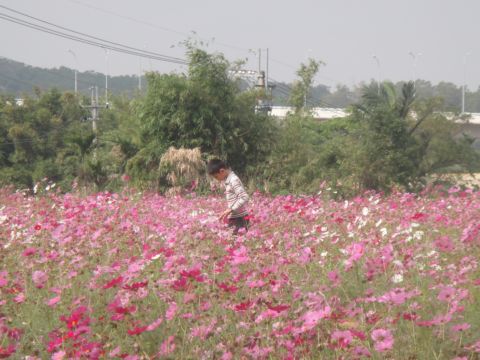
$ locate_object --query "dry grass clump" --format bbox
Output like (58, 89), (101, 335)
(160, 147), (205, 194)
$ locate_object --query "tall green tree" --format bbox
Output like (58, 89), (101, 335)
(128, 46), (277, 188)
(289, 58), (325, 111)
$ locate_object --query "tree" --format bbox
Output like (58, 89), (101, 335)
(289, 58), (325, 111)
(128, 46), (277, 189)
(345, 81), (479, 192)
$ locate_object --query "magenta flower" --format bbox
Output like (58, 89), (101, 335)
(165, 302), (177, 321)
(352, 346), (371, 357)
(371, 328), (394, 352)
(451, 323), (471, 332)
(437, 286), (456, 302)
(127, 325), (148, 336)
(51, 350), (66, 360)
(158, 336), (175, 356)
(0, 271), (8, 288)
(301, 306), (331, 330)
(46, 296), (61, 307)
(331, 330), (353, 348)
(32, 270), (48, 289)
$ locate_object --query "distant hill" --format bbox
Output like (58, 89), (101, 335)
(0, 57), (144, 97)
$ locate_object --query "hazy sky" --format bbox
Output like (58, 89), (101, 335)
(1, 0), (480, 91)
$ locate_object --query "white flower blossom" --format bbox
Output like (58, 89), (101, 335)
(391, 274), (404, 283)
(413, 231), (424, 240)
(380, 227), (388, 237)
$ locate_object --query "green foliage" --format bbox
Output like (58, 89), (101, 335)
(289, 58), (325, 111)
(264, 80), (480, 195)
(264, 113), (352, 194)
(0, 58), (142, 97)
(129, 46), (277, 187)
(0, 87), (139, 192)
(0, 51), (479, 195)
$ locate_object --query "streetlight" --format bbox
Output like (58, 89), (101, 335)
(67, 49), (78, 95)
(103, 47), (109, 105)
(372, 54), (381, 94)
(408, 51), (422, 85)
(138, 56), (142, 91)
(462, 52), (471, 114)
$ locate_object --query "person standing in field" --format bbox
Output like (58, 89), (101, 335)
(207, 159), (249, 235)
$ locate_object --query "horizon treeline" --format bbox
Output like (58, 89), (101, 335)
(3, 57), (480, 112)
(0, 48), (479, 196)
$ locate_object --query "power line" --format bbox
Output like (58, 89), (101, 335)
(0, 9), (187, 65)
(64, 0), (343, 85)
(0, 4), (186, 64)
(65, 0), (257, 54)
(270, 78), (347, 116)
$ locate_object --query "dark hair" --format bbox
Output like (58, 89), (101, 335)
(207, 158), (227, 175)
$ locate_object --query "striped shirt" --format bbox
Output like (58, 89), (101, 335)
(224, 171), (249, 218)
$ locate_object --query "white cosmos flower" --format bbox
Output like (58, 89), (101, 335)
(391, 274), (404, 283)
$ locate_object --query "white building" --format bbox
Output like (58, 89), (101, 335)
(269, 106), (480, 148)
(269, 106), (347, 120)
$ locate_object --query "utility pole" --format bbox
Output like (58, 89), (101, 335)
(104, 48), (109, 105)
(372, 54), (381, 95)
(82, 86), (107, 159)
(138, 56), (142, 91)
(462, 52), (471, 114)
(265, 48), (269, 94)
(229, 47), (273, 113)
(68, 49), (78, 95)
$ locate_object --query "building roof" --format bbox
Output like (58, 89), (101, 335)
(270, 106), (347, 119)
(270, 106), (480, 125)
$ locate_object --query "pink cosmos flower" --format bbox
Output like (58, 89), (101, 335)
(221, 351), (233, 360)
(190, 322), (215, 339)
(371, 328), (394, 352)
(32, 270), (48, 288)
(14, 293), (26, 303)
(331, 330), (353, 348)
(451, 323), (471, 332)
(255, 309), (281, 324)
(0, 271), (8, 288)
(352, 346), (371, 357)
(22, 247), (37, 257)
(158, 336), (175, 356)
(0, 345), (16, 358)
(102, 275), (123, 289)
(128, 326), (148, 336)
(51, 350), (66, 360)
(434, 235), (455, 252)
(301, 306), (331, 330)
(327, 271), (341, 286)
(165, 302), (177, 321)
(108, 346), (121, 357)
(46, 296), (61, 307)
(437, 286), (456, 302)
(146, 317), (163, 331)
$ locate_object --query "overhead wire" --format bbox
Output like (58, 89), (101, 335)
(64, 0), (344, 86)
(65, 0), (262, 54)
(0, 4), (187, 64)
(0, 4), (349, 113)
(269, 78), (348, 116)
(0, 10), (187, 65)
(0, 2), (353, 93)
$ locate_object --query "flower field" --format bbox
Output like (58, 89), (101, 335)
(0, 187), (480, 359)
